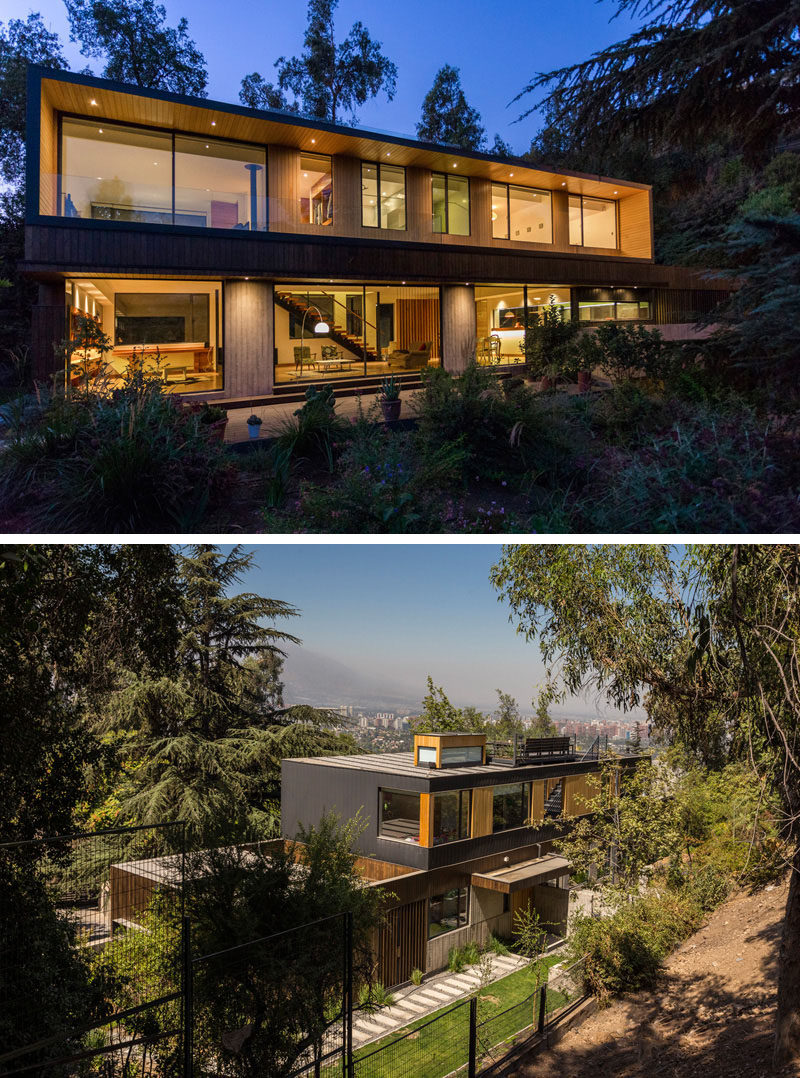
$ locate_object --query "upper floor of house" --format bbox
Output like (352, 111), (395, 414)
(281, 732), (642, 871)
(27, 67), (654, 264)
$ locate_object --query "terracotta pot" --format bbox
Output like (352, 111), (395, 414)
(578, 370), (592, 393)
(380, 398), (402, 422)
(540, 375), (554, 391)
(205, 418), (228, 442)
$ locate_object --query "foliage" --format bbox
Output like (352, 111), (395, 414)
(244, 0), (397, 124)
(414, 676), (473, 733)
(578, 323), (678, 385)
(247, 414), (263, 426)
(521, 303), (582, 380)
(410, 968), (423, 986)
(65, 0), (208, 95)
(490, 690), (524, 739)
(358, 982), (395, 1009)
(567, 890), (704, 1002)
(487, 934), (510, 956)
(447, 945), (467, 973)
(0, 375), (233, 532)
(530, 686), (557, 737)
(516, 0), (800, 164)
(379, 374), (401, 402)
(276, 383), (347, 469)
(416, 65), (486, 150)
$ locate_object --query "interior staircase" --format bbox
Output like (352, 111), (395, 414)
(275, 290), (381, 363)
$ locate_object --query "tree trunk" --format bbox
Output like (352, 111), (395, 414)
(774, 837), (800, 1069)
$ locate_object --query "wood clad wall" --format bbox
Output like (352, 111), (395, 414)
(419, 793), (434, 848)
(618, 189), (653, 260)
(377, 899), (427, 987)
(31, 281), (67, 381)
(552, 190), (570, 248)
(39, 84), (58, 216)
(530, 781), (545, 826)
(441, 285), (476, 372)
(471, 787), (494, 838)
(563, 774), (596, 816)
(470, 178), (492, 247)
(267, 144), (298, 230)
(531, 883), (570, 935)
(223, 279), (274, 397)
(511, 887), (534, 927)
(406, 166), (431, 239)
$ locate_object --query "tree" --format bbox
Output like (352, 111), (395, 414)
(413, 676), (470, 733)
(245, 0), (396, 124)
(515, 0), (800, 165)
(490, 543), (800, 1066)
(65, 0), (208, 96)
(530, 687), (557, 737)
(416, 65), (486, 150)
(107, 545), (356, 844)
(630, 721), (643, 752)
(491, 689), (524, 739)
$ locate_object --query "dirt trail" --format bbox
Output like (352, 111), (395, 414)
(519, 877), (798, 1078)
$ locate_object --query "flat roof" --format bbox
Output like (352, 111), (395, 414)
(30, 65), (650, 200)
(472, 854), (570, 894)
(285, 750), (578, 780)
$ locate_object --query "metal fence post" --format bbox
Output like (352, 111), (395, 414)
(182, 916), (193, 1078)
(468, 996), (477, 1078)
(537, 984), (547, 1036)
(343, 911), (354, 1078)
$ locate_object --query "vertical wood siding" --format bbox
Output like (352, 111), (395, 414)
(223, 279), (274, 397)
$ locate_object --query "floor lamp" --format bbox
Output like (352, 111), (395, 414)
(299, 304), (330, 377)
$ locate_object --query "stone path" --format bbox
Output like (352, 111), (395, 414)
(351, 952), (528, 1050)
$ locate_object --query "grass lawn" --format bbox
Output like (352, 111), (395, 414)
(345, 955), (565, 1078)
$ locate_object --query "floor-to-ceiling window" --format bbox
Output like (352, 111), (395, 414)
(273, 282), (441, 384)
(432, 172), (470, 236)
(474, 285), (572, 366)
(63, 278), (223, 393)
(432, 790), (471, 845)
(379, 789), (421, 843)
(59, 117), (266, 230)
(491, 184), (552, 244)
(362, 162), (406, 230)
(299, 153), (333, 226)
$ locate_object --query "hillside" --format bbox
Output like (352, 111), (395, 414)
(520, 877), (798, 1078)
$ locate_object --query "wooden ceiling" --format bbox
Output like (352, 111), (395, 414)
(42, 74), (649, 201)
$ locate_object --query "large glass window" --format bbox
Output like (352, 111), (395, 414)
(379, 789), (421, 843)
(568, 195), (617, 249)
(174, 136), (265, 230)
(61, 118), (172, 223)
(362, 162), (406, 230)
(492, 184), (552, 244)
(114, 293), (209, 346)
(299, 153), (333, 226)
(432, 172), (469, 235)
(432, 790), (471, 845)
(428, 887), (469, 938)
(577, 287), (651, 321)
(492, 783), (531, 833)
(59, 118), (266, 230)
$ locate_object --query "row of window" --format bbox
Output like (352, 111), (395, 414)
(379, 782), (534, 847)
(56, 116), (619, 247)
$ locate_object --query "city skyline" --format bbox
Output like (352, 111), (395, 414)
(30, 0), (644, 155)
(227, 544), (646, 721)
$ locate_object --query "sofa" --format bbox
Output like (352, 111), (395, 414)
(386, 341), (432, 370)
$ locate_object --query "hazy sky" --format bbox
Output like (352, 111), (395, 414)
(17, 0), (644, 156)
(224, 543), (640, 720)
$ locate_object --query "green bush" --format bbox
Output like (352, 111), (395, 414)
(588, 323), (677, 385)
(461, 940), (481, 966)
(410, 968), (423, 986)
(683, 864), (730, 911)
(521, 302), (582, 380)
(275, 383), (347, 468)
(567, 891), (704, 1002)
(448, 946), (467, 973)
(487, 934), (510, 956)
(358, 981), (395, 1009)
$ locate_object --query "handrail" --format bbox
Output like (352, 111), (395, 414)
(281, 287), (379, 334)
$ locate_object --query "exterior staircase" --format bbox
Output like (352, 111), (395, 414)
(544, 780), (563, 819)
(274, 290), (381, 363)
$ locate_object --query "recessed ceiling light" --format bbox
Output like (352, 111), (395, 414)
(96, 176), (102, 180)
(509, 173), (514, 178)
(452, 163), (457, 168)
(311, 138), (316, 143)
(205, 144), (209, 148)
(386, 152), (390, 157)
(613, 190), (618, 194)
(402, 281), (406, 285)
(98, 128), (103, 134)
(244, 277), (249, 280)
(211, 121), (216, 126)
(561, 181), (566, 186)
(90, 99), (98, 106)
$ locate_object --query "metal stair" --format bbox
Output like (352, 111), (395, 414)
(274, 290), (381, 363)
(544, 780), (563, 819)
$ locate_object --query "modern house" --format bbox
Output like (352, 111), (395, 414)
(24, 66), (727, 403)
(282, 731), (641, 987)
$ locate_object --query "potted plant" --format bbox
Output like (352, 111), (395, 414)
(246, 413), (263, 439)
(379, 375), (402, 422)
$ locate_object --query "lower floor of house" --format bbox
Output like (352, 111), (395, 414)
(368, 847), (572, 989)
(31, 274), (729, 401)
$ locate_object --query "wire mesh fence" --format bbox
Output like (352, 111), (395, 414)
(0, 823), (186, 1078)
(189, 911), (351, 1078)
(351, 996), (473, 1078)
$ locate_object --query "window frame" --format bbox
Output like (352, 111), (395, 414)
(300, 151), (334, 227)
(361, 160), (407, 231)
(428, 886), (470, 939)
(431, 171), (471, 236)
(491, 182), (552, 244)
(568, 193), (618, 250)
(56, 110), (269, 232)
(492, 781), (532, 834)
(378, 787), (422, 844)
(432, 789), (472, 846)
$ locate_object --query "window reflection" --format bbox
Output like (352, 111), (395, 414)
(428, 887), (469, 938)
(299, 153), (333, 226)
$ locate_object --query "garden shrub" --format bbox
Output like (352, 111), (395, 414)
(567, 891), (704, 1002)
(521, 302), (582, 380)
(588, 323), (678, 385)
(461, 940), (481, 966)
(275, 383), (348, 468)
(448, 946), (467, 973)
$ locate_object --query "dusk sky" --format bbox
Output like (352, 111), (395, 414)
(225, 543), (642, 720)
(20, 0), (644, 156)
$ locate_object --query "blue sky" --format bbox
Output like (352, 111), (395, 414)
(223, 543), (639, 719)
(20, 0), (644, 156)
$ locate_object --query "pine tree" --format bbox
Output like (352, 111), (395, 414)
(416, 65), (486, 150)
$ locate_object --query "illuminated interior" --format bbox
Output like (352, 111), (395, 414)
(299, 153), (333, 226)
